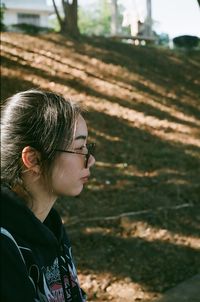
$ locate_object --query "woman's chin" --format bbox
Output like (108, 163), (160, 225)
(68, 185), (84, 197)
(56, 184), (84, 198)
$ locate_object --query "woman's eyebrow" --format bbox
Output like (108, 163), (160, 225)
(75, 135), (87, 140)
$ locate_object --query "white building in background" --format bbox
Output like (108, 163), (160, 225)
(122, 0), (145, 36)
(2, 0), (53, 28)
(122, 0), (154, 38)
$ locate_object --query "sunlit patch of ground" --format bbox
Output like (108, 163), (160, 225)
(1, 32), (200, 302)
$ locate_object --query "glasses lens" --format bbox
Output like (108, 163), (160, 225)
(87, 143), (95, 155)
(85, 143), (95, 167)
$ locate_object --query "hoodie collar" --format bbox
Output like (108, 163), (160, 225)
(1, 185), (63, 246)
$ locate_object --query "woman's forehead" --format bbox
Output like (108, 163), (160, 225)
(74, 115), (88, 139)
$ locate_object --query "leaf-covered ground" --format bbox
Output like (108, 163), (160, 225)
(1, 32), (200, 302)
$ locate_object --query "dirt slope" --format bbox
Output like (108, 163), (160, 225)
(1, 32), (200, 301)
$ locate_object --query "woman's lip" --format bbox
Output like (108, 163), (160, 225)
(81, 174), (90, 181)
(81, 177), (89, 183)
(81, 173), (90, 179)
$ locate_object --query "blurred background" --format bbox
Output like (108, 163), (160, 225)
(1, 1), (200, 301)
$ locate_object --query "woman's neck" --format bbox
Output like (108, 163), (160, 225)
(29, 188), (57, 222)
(13, 183), (57, 222)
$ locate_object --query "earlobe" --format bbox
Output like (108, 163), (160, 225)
(22, 146), (41, 174)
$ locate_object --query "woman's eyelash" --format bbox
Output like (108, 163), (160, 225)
(76, 146), (85, 150)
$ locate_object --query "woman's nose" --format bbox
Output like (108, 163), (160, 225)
(88, 154), (95, 168)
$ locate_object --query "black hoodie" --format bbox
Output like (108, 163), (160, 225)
(0, 185), (86, 302)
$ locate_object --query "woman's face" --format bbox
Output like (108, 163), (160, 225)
(50, 115), (95, 197)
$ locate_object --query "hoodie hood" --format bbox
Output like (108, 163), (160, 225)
(1, 185), (86, 302)
(1, 185), (63, 247)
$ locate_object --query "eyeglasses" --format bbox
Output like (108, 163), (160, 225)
(55, 143), (95, 168)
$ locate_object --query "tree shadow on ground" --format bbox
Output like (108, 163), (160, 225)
(2, 34), (200, 121)
(2, 50), (200, 129)
(0, 75), (39, 101)
(69, 227), (200, 293)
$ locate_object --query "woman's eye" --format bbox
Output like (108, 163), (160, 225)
(76, 146), (85, 151)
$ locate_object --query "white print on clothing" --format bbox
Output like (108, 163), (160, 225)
(43, 257), (76, 302)
(45, 258), (61, 285)
(42, 273), (55, 301)
(63, 246), (79, 284)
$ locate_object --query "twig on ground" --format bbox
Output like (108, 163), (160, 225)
(67, 202), (195, 226)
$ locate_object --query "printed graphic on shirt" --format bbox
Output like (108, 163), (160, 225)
(66, 246), (79, 284)
(43, 256), (78, 302)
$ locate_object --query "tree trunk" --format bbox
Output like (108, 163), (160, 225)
(197, 0), (200, 7)
(110, 0), (119, 35)
(145, 0), (153, 37)
(52, 0), (79, 38)
(61, 0), (79, 37)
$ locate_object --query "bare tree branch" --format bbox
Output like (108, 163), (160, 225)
(52, 0), (63, 28)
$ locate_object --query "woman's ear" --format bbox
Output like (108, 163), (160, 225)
(21, 146), (41, 174)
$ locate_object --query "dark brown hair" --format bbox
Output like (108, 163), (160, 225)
(1, 89), (81, 189)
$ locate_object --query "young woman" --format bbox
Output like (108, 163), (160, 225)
(0, 89), (95, 302)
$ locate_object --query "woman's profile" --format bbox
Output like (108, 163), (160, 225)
(0, 89), (95, 302)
